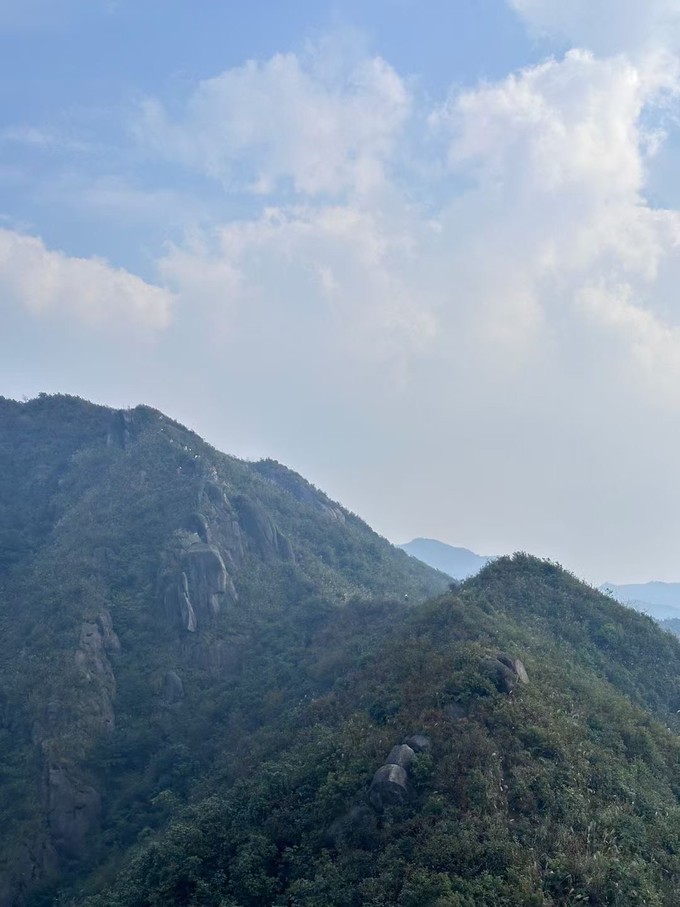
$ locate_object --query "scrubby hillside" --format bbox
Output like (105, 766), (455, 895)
(6, 395), (680, 906)
(79, 556), (680, 906)
(0, 394), (447, 905)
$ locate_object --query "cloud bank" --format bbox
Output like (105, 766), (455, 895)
(0, 229), (173, 329)
(8, 3), (680, 581)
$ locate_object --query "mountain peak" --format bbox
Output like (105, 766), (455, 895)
(399, 536), (493, 580)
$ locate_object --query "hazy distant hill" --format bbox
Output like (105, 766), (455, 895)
(660, 617), (680, 639)
(399, 537), (492, 579)
(601, 581), (680, 620)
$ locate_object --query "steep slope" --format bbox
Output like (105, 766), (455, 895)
(400, 538), (492, 580)
(79, 556), (680, 906)
(0, 395), (447, 905)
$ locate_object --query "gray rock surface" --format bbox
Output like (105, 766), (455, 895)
(0, 838), (58, 907)
(181, 543), (234, 620)
(106, 409), (135, 449)
(236, 498), (294, 563)
(386, 744), (416, 769)
(369, 763), (409, 809)
(163, 571), (198, 632)
(162, 671), (184, 705)
(73, 612), (119, 732)
(513, 659), (529, 684)
(481, 652), (529, 693)
(161, 531), (237, 631)
(405, 734), (431, 752)
(481, 656), (518, 694)
(46, 763), (101, 860)
(184, 512), (210, 544)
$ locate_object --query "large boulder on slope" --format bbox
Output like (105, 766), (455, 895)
(369, 764), (409, 809)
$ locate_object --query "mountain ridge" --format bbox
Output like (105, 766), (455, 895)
(601, 580), (680, 620)
(0, 394), (447, 905)
(4, 395), (680, 904)
(83, 554), (680, 906)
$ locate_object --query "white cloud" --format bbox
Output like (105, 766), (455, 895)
(0, 229), (174, 329)
(159, 202), (436, 371)
(145, 37), (680, 408)
(509, 0), (680, 57)
(427, 46), (680, 391)
(129, 31), (680, 582)
(135, 43), (410, 197)
(11, 25), (680, 580)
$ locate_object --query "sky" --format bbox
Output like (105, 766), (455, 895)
(3, 0), (680, 584)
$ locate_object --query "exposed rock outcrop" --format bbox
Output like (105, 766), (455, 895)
(201, 488), (246, 571)
(404, 734), (431, 753)
(161, 530), (237, 631)
(184, 512), (210, 544)
(235, 497), (294, 563)
(106, 409), (135, 450)
(46, 763), (101, 860)
(369, 734), (431, 810)
(0, 838), (58, 907)
(252, 460), (347, 523)
(369, 764), (409, 809)
(163, 571), (198, 632)
(181, 542), (233, 619)
(73, 611), (120, 733)
(386, 744), (416, 769)
(511, 658), (529, 684)
(480, 652), (529, 694)
(161, 671), (184, 706)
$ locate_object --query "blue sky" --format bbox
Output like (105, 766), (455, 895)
(3, 0), (680, 583)
(0, 0), (537, 270)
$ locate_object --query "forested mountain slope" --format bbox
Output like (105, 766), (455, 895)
(0, 394), (447, 906)
(80, 556), (680, 906)
(5, 395), (680, 906)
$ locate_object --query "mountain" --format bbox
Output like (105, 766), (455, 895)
(659, 617), (680, 639)
(399, 538), (492, 580)
(601, 581), (680, 620)
(0, 394), (447, 905)
(5, 395), (680, 905)
(83, 555), (680, 906)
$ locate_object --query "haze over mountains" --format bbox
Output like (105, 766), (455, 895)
(4, 395), (680, 904)
(601, 582), (680, 621)
(401, 539), (680, 626)
(399, 539), (493, 581)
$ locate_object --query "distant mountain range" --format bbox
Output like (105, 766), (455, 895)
(399, 537), (493, 580)
(402, 541), (680, 627)
(600, 581), (680, 621)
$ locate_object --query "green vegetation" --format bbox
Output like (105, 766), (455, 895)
(0, 395), (445, 905)
(79, 557), (680, 906)
(2, 396), (680, 905)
